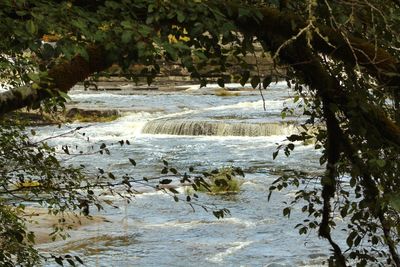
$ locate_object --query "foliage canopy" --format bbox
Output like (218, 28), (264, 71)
(0, 0), (399, 266)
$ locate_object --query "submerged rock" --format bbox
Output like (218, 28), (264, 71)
(196, 167), (244, 194)
(6, 111), (59, 126)
(65, 108), (120, 122)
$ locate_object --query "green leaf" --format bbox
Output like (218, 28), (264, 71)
(350, 177), (356, 187)
(121, 31), (133, 43)
(16, 10), (27, 16)
(129, 158), (136, 166)
(376, 159), (386, 167)
(354, 236), (362, 246)
(267, 191), (273, 201)
(240, 71), (250, 86)
(389, 194), (400, 212)
(238, 8), (250, 18)
(319, 155), (327, 165)
(121, 20), (133, 29)
(27, 231), (35, 243)
(340, 204), (349, 218)
(250, 76), (260, 89)
(66, 259), (76, 267)
(74, 46), (89, 61)
(14, 231), (24, 243)
(262, 76), (272, 89)
(217, 78), (225, 88)
(62, 145), (70, 155)
(138, 25), (152, 36)
(234, 167), (245, 177)
(58, 90), (71, 100)
(160, 179), (172, 184)
(347, 231), (357, 248)
(26, 20), (37, 34)
(148, 4), (155, 12)
(169, 188), (179, 194)
(165, 45), (178, 61)
(72, 19), (86, 31)
(176, 10), (185, 23)
(193, 50), (207, 60)
(55, 257), (64, 266)
(283, 207), (291, 217)
(42, 43), (55, 58)
(221, 22), (234, 36)
(213, 210), (222, 219)
(75, 256), (84, 264)
(27, 72), (40, 82)
(299, 227), (307, 235)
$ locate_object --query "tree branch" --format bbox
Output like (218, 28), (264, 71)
(331, 115), (400, 267)
(219, 2), (400, 86)
(319, 99), (346, 266)
(0, 46), (110, 116)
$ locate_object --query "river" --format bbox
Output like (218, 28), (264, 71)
(35, 82), (332, 266)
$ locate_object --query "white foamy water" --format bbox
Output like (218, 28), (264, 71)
(208, 241), (253, 263)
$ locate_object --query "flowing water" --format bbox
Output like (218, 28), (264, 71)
(35, 83), (334, 266)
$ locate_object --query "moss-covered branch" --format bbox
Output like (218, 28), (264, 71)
(219, 2), (399, 86)
(0, 46), (110, 116)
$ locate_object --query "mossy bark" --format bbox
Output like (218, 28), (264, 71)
(217, 3), (399, 86)
(0, 46), (110, 116)
(47, 46), (109, 93)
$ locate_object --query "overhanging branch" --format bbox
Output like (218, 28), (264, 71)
(0, 46), (110, 116)
(219, 2), (400, 86)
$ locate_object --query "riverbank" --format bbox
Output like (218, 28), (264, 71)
(23, 207), (109, 245)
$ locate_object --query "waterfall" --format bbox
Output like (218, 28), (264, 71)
(141, 118), (299, 137)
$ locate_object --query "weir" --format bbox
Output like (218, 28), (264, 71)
(142, 118), (299, 137)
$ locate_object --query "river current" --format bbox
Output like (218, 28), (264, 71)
(35, 82), (332, 266)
